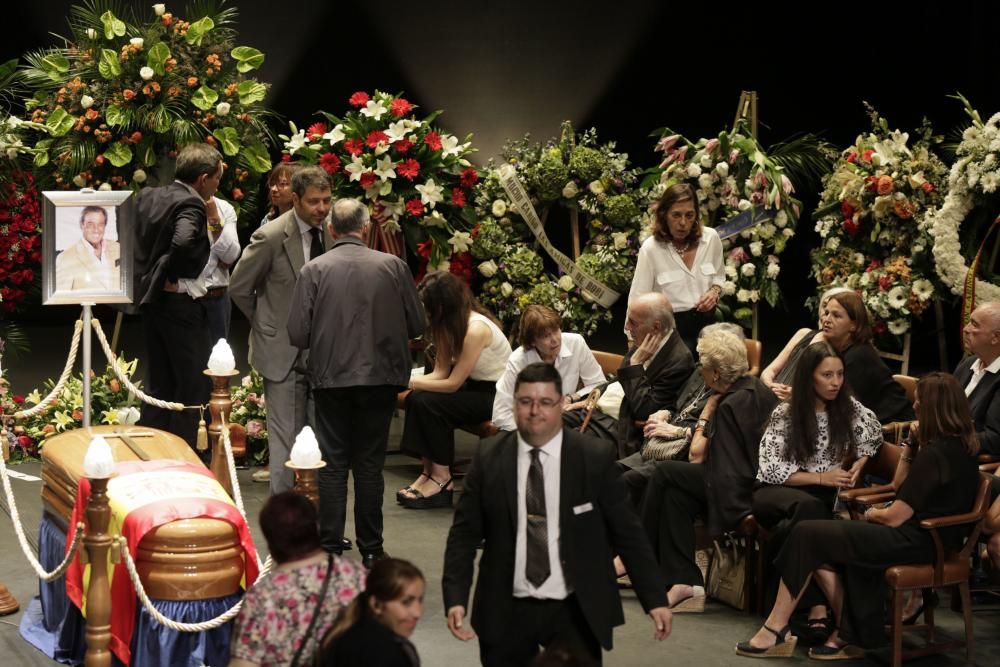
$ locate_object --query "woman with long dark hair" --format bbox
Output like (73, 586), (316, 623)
(398, 271), (511, 508)
(752, 341), (882, 642)
(737, 373), (980, 659)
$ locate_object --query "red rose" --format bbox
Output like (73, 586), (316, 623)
(17, 435), (32, 448)
(307, 122), (327, 140)
(840, 201), (855, 219)
(12, 395), (24, 404)
(843, 219), (860, 236)
(406, 199), (425, 217)
(893, 199), (914, 219)
(343, 139), (364, 156)
(460, 168), (479, 188)
(452, 187), (466, 208)
(424, 132), (442, 151)
(865, 176), (879, 192)
(349, 91), (370, 108)
(397, 159), (420, 181)
(845, 152), (857, 164)
(366, 130), (389, 148)
(392, 139), (413, 154)
(921, 181), (934, 193)
(319, 152), (341, 174)
(390, 98), (413, 118)
(359, 172), (377, 189)
(281, 154), (292, 162)
(878, 275), (893, 291)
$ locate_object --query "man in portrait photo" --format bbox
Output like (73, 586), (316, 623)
(55, 205), (121, 292)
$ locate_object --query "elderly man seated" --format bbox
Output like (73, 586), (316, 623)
(955, 302), (1000, 456)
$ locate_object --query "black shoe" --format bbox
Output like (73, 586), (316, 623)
(342, 537), (353, 551)
(903, 591), (939, 625)
(362, 551), (388, 571)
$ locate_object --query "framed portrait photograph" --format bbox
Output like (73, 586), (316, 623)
(42, 190), (135, 305)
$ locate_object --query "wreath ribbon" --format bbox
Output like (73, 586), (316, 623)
(961, 215), (1000, 349)
(498, 164), (620, 308)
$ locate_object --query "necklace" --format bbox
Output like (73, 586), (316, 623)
(670, 238), (692, 256)
(676, 386), (712, 423)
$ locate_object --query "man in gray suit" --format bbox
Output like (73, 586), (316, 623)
(230, 166), (333, 495)
(288, 199), (424, 564)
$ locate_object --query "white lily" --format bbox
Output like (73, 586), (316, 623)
(344, 155), (366, 182)
(448, 231), (473, 254)
(441, 134), (466, 157)
(385, 120), (410, 142)
(284, 129), (309, 155)
(374, 156), (396, 181)
(381, 198), (404, 220)
(360, 98), (388, 120)
(323, 123), (345, 145)
(416, 178), (445, 207)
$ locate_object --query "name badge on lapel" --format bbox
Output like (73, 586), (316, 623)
(572, 502), (594, 515)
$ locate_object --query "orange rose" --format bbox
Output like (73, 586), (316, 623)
(123, 89), (136, 100)
(42, 424), (56, 434)
(893, 199), (914, 219)
(109, 379), (121, 393)
(187, 76), (199, 87)
(876, 175), (894, 196)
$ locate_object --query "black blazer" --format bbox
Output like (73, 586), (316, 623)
(955, 355), (1000, 455)
(132, 181), (209, 307)
(616, 332), (695, 459)
(442, 429), (666, 650)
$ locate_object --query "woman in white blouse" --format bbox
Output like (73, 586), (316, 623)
(491, 305), (606, 432)
(629, 183), (724, 353)
(753, 341), (882, 643)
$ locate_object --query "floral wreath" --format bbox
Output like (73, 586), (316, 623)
(281, 90), (478, 273)
(471, 122), (645, 336)
(646, 122), (805, 326)
(927, 102), (1000, 304)
(810, 109), (946, 337)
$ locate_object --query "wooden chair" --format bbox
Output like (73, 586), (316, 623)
(892, 374), (917, 403)
(838, 442), (903, 519)
(745, 339), (762, 377)
(883, 473), (991, 667)
(592, 350), (624, 378)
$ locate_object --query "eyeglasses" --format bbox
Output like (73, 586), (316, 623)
(515, 397), (561, 409)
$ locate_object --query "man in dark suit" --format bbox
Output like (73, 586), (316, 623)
(443, 363), (672, 665)
(230, 166), (333, 495)
(287, 198), (424, 566)
(615, 293), (695, 460)
(133, 143), (222, 448)
(955, 302), (1000, 456)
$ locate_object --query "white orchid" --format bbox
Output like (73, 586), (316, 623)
(360, 98), (388, 120)
(374, 156), (396, 181)
(416, 179), (445, 207)
(344, 155), (366, 182)
(323, 124), (345, 145)
(448, 231), (473, 254)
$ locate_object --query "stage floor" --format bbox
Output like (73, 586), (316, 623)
(1, 316), (998, 665)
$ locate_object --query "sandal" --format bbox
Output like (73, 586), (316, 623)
(399, 476), (454, 509)
(396, 473), (428, 503)
(807, 644), (863, 661)
(804, 614), (834, 645)
(735, 624), (797, 658)
(669, 586), (706, 613)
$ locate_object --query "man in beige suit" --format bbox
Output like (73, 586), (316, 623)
(230, 166), (333, 496)
(55, 206), (121, 291)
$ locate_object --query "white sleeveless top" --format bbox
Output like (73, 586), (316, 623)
(468, 312), (512, 382)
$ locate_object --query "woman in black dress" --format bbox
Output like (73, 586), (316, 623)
(752, 341), (882, 640)
(736, 372), (981, 659)
(321, 558), (424, 667)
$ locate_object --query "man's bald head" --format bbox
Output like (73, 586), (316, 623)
(625, 293), (674, 345)
(965, 302), (1000, 363)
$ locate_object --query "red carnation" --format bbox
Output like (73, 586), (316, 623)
(359, 172), (378, 189)
(861, 149), (874, 163)
(921, 181), (935, 193)
(416, 240), (433, 260)
(343, 139), (364, 156)
(390, 98), (413, 118)
(452, 188), (466, 208)
(319, 152), (341, 174)
(349, 91), (370, 108)
(397, 159), (420, 181)
(843, 218), (860, 237)
(366, 130), (389, 148)
(460, 168), (479, 188)
(307, 122), (327, 140)
(845, 152), (857, 164)
(406, 198), (425, 217)
(393, 139), (413, 154)
(424, 132), (442, 151)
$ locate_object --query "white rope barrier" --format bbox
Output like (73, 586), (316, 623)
(0, 447), (84, 581)
(12, 320), (84, 420)
(219, 413), (271, 574)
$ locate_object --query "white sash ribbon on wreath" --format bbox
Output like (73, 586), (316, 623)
(498, 164), (620, 308)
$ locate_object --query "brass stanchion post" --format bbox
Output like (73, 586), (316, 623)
(286, 460), (326, 509)
(205, 369), (240, 498)
(83, 475), (113, 667)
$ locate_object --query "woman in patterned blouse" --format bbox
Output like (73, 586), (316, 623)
(230, 492), (366, 667)
(752, 341), (882, 644)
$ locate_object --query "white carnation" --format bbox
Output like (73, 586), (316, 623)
(725, 264), (738, 279)
(558, 275), (575, 291)
(698, 173), (714, 190)
(492, 200), (507, 217)
(686, 164), (702, 178)
(775, 210), (788, 227)
(699, 154), (713, 169)
(715, 162), (729, 178)
(721, 280), (736, 296)
(766, 262), (780, 279)
(749, 241), (763, 257)
(758, 223), (775, 240)
(740, 262), (756, 277)
(562, 181), (579, 198)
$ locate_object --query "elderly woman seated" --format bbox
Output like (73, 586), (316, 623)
(615, 328), (778, 610)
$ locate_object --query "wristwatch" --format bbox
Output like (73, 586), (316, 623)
(695, 418), (708, 431)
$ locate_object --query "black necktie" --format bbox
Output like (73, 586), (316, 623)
(308, 227), (324, 261)
(526, 448), (550, 587)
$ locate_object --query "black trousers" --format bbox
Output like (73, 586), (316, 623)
(313, 385), (398, 555)
(639, 460), (707, 588)
(202, 291), (231, 344)
(478, 595), (602, 666)
(616, 452), (658, 508)
(400, 380), (495, 467)
(673, 308), (716, 355)
(138, 294), (211, 449)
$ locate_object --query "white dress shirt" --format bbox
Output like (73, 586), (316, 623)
(628, 226), (724, 311)
(177, 196), (240, 296)
(513, 429), (569, 599)
(965, 355), (1000, 396)
(491, 333), (605, 431)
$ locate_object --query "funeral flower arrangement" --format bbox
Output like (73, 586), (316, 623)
(229, 369), (267, 465)
(472, 122), (644, 335)
(811, 109), (946, 336)
(646, 122), (807, 325)
(927, 97), (1000, 304)
(1, 357), (141, 463)
(21, 2), (273, 226)
(0, 170), (42, 315)
(281, 89), (479, 270)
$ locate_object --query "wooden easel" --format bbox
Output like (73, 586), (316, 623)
(733, 91), (761, 339)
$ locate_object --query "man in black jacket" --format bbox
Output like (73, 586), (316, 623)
(443, 363), (672, 665)
(956, 302), (1000, 456)
(133, 143), (222, 448)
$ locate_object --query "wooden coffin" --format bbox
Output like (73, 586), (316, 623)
(41, 425), (245, 600)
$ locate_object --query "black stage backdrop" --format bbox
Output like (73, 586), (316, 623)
(6, 0), (1000, 370)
